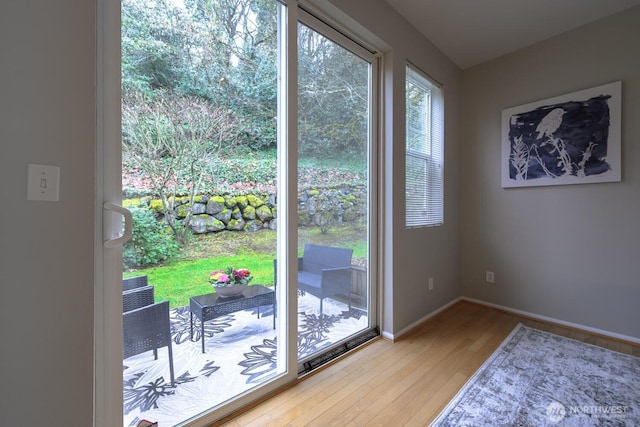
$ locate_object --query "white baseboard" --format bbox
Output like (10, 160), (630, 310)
(382, 297), (640, 345)
(382, 297), (463, 341)
(462, 297), (640, 345)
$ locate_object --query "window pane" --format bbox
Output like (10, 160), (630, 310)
(405, 65), (443, 228)
(297, 20), (373, 368)
(120, 1), (285, 424)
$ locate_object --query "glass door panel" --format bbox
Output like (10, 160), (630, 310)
(119, 1), (286, 425)
(296, 18), (373, 366)
(101, 2), (377, 425)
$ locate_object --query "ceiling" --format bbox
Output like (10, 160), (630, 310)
(382, 0), (640, 69)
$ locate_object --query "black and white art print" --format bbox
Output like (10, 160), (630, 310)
(501, 81), (621, 188)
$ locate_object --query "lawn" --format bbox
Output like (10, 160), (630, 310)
(124, 226), (367, 308)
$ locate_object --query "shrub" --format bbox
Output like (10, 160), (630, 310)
(123, 207), (179, 268)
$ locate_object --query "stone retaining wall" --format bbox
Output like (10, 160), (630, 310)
(126, 186), (366, 234)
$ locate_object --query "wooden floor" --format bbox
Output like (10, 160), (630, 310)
(214, 300), (639, 427)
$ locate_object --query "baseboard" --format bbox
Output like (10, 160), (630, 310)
(382, 297), (463, 341)
(462, 297), (640, 345)
(383, 296), (640, 345)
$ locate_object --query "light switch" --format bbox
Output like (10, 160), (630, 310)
(27, 164), (60, 201)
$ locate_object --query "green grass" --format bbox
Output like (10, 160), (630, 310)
(124, 225), (368, 308)
(124, 253), (276, 308)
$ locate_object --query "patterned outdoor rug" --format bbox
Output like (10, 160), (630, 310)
(123, 292), (367, 427)
(431, 323), (640, 426)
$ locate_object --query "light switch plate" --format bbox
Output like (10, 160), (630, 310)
(27, 164), (60, 201)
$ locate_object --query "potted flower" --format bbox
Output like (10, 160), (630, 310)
(209, 266), (253, 297)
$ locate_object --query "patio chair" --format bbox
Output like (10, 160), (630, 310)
(274, 244), (353, 315)
(123, 285), (154, 313)
(123, 300), (175, 387)
(123, 275), (148, 291)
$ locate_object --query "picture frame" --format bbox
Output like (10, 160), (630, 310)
(501, 81), (621, 188)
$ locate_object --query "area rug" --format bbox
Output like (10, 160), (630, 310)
(123, 292), (367, 427)
(431, 323), (640, 426)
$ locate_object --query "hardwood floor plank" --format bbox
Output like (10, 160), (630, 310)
(214, 301), (638, 427)
(405, 372), (468, 427)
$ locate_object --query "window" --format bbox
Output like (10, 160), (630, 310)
(405, 64), (443, 227)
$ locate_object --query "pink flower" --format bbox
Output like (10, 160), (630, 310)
(210, 266), (252, 286)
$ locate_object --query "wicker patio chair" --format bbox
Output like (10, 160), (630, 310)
(123, 285), (154, 313)
(123, 300), (175, 387)
(123, 275), (148, 291)
(274, 244), (353, 315)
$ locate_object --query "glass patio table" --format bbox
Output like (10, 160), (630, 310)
(189, 285), (276, 353)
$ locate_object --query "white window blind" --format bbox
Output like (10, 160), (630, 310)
(405, 65), (444, 228)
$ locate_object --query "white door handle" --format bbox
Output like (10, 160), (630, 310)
(103, 202), (133, 248)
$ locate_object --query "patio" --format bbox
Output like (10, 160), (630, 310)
(123, 292), (368, 426)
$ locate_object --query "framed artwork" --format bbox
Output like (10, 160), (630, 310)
(501, 81), (621, 188)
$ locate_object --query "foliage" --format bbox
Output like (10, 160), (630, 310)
(121, 0), (189, 94)
(309, 192), (338, 234)
(123, 207), (179, 268)
(122, 0), (370, 158)
(122, 0), (278, 149)
(297, 24), (370, 159)
(122, 88), (235, 243)
(123, 147), (367, 197)
(212, 149), (277, 191)
(120, 0), (372, 292)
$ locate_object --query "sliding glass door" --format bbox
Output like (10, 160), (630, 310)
(296, 11), (377, 370)
(97, 2), (377, 426)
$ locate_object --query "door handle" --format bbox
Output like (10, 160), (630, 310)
(103, 202), (133, 248)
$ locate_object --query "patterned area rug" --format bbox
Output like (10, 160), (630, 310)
(123, 292), (367, 427)
(431, 324), (640, 426)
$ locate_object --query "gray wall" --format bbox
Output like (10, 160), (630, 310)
(326, 0), (462, 336)
(6, 0), (638, 425)
(0, 0), (460, 424)
(460, 7), (640, 338)
(0, 1), (95, 426)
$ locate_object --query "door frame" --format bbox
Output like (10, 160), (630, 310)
(94, 0), (380, 425)
(296, 6), (380, 370)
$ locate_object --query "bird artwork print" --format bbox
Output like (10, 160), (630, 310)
(502, 81), (620, 188)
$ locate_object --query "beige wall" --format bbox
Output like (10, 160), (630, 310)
(0, 0), (460, 423)
(326, 0), (462, 336)
(6, 0), (638, 425)
(460, 7), (640, 338)
(0, 0), (95, 425)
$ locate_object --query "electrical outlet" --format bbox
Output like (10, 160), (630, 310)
(428, 277), (434, 290)
(486, 271), (495, 283)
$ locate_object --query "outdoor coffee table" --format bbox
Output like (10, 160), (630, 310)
(190, 284), (276, 353)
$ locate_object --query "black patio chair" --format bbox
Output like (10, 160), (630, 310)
(123, 285), (154, 313)
(274, 244), (353, 315)
(123, 300), (175, 387)
(123, 275), (148, 291)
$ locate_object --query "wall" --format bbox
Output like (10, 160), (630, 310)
(324, 0), (462, 336)
(0, 1), (458, 423)
(461, 7), (640, 339)
(0, 1), (95, 426)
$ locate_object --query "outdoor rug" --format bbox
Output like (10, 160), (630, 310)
(431, 323), (640, 426)
(123, 292), (367, 427)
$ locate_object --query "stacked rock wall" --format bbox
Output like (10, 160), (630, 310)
(127, 186), (366, 234)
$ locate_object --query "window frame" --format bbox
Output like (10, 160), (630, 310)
(405, 64), (444, 228)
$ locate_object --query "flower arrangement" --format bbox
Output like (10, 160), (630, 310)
(209, 266), (252, 287)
